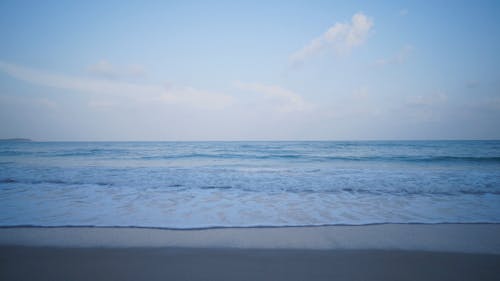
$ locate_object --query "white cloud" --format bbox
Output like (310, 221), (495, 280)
(375, 45), (413, 66)
(0, 61), (158, 96)
(235, 82), (312, 112)
(0, 61), (232, 110)
(290, 12), (373, 65)
(0, 60), (326, 140)
(399, 9), (409, 16)
(87, 60), (146, 80)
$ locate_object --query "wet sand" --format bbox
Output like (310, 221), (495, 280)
(1, 246), (500, 281)
(1, 224), (499, 280)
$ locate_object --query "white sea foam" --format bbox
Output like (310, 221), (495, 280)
(1, 141), (500, 228)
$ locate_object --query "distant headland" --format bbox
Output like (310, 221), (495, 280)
(0, 138), (32, 142)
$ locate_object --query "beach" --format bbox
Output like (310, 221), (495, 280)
(1, 224), (500, 280)
(2, 0), (500, 279)
(1, 142), (500, 280)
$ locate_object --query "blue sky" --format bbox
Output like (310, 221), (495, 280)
(1, 0), (499, 140)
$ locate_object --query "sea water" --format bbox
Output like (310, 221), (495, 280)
(1, 141), (499, 228)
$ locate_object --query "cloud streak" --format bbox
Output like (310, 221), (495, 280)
(235, 82), (312, 112)
(87, 60), (146, 80)
(0, 61), (233, 110)
(290, 12), (373, 65)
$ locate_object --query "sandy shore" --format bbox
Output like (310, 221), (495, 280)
(1, 224), (500, 253)
(1, 224), (499, 280)
(1, 246), (499, 281)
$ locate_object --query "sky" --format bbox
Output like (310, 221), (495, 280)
(0, 0), (499, 141)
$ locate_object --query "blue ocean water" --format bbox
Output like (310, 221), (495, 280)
(1, 141), (500, 228)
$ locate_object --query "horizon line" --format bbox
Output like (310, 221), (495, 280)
(2, 138), (500, 142)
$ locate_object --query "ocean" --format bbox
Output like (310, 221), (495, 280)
(1, 141), (499, 228)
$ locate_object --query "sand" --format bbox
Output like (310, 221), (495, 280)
(1, 224), (500, 253)
(1, 224), (499, 280)
(2, 246), (500, 281)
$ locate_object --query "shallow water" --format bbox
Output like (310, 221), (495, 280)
(1, 141), (500, 228)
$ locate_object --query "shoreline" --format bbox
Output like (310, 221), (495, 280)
(2, 223), (499, 280)
(2, 220), (500, 230)
(1, 223), (500, 254)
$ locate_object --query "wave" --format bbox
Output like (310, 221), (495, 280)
(3, 142), (500, 165)
(336, 187), (500, 196)
(4, 150), (498, 164)
(200, 185), (233, 190)
(137, 153), (500, 164)
(0, 178), (114, 186)
(0, 178), (16, 184)
(317, 155), (500, 163)
(2, 177), (499, 196)
(0, 150), (36, 156)
(1, 148), (129, 157)
(139, 153), (303, 160)
(53, 148), (129, 157)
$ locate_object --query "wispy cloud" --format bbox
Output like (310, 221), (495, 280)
(290, 12), (374, 65)
(375, 45), (413, 66)
(235, 82), (312, 112)
(159, 86), (234, 110)
(399, 9), (409, 16)
(0, 61), (158, 96)
(0, 61), (233, 110)
(87, 60), (146, 80)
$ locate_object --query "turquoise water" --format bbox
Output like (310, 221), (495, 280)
(1, 141), (500, 228)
